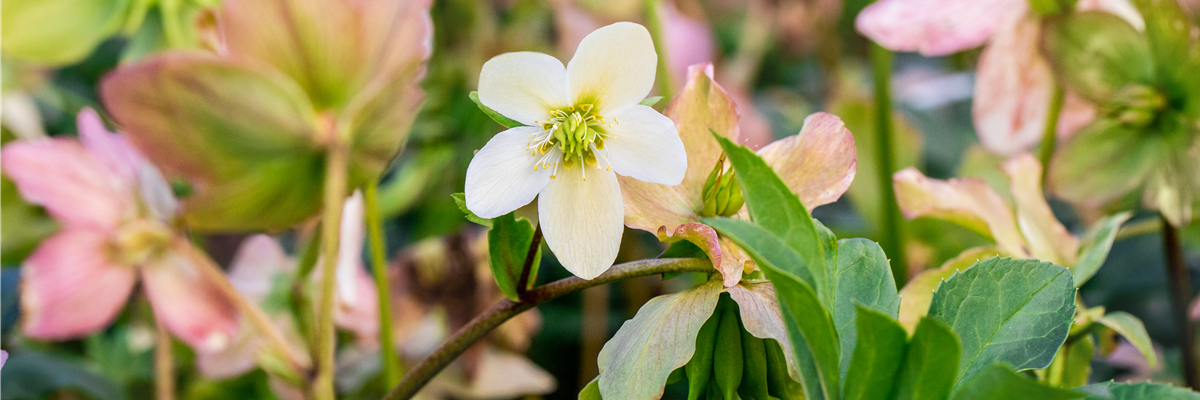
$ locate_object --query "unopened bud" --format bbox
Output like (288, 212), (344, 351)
(700, 154), (745, 218)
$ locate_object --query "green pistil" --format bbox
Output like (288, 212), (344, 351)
(535, 104), (611, 170)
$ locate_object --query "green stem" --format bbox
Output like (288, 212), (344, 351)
(1163, 216), (1199, 389)
(644, 0), (675, 100)
(291, 225), (321, 344)
(364, 182), (401, 387)
(381, 258), (713, 400)
(155, 321), (175, 400)
(158, 0), (184, 48)
(1039, 84), (1066, 184)
(870, 44), (907, 285)
(313, 145), (349, 400)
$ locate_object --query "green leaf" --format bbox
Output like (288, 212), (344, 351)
(1072, 212), (1133, 287)
(1077, 381), (1200, 399)
(891, 317), (961, 400)
(706, 218), (840, 400)
(0, 350), (128, 400)
(470, 91), (527, 129)
(898, 247), (1002, 333)
(1041, 11), (1154, 103)
(1134, 0), (1200, 117)
(951, 364), (1083, 400)
(927, 258), (1077, 390)
(580, 377), (602, 400)
(452, 193), (493, 227)
(712, 133), (827, 299)
(831, 239), (900, 380)
(596, 280), (724, 400)
(639, 96), (664, 107)
(842, 306), (908, 400)
(1097, 311), (1157, 368)
(487, 212), (540, 301)
(0, 0), (131, 65)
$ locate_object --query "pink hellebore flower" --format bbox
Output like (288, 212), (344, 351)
(621, 64), (857, 287)
(855, 0), (1141, 155)
(1, 109), (238, 351)
(197, 193), (380, 379)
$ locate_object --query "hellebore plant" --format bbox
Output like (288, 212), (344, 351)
(1, 109), (238, 351)
(100, 0), (433, 397)
(892, 154), (1156, 386)
(620, 63), (856, 287)
(465, 22), (687, 279)
(855, 0), (1142, 156)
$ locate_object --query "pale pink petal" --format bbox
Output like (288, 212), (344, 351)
(1056, 92), (1098, 141)
(1002, 154), (1080, 266)
(757, 112), (857, 211)
(142, 242), (240, 352)
(0, 350), (7, 369)
(75, 108), (178, 220)
(893, 167), (1029, 257)
(334, 268), (381, 344)
(228, 234), (294, 303)
(973, 16), (1055, 156)
(656, 223), (742, 287)
(426, 347), (556, 399)
(727, 282), (801, 382)
(195, 321), (262, 379)
(661, 2), (715, 90)
(855, 0), (1026, 56)
(1, 139), (129, 229)
(21, 229), (137, 340)
(621, 64), (739, 234)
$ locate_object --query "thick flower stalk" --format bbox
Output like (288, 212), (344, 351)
(1, 109), (238, 351)
(466, 22), (687, 279)
(621, 63), (857, 287)
(855, 0), (1141, 155)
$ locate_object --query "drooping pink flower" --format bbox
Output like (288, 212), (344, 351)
(856, 0), (1140, 155)
(1, 109), (238, 352)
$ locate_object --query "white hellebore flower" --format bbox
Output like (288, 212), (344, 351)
(466, 22), (687, 279)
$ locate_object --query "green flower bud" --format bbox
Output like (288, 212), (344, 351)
(700, 154), (745, 218)
(713, 296), (744, 399)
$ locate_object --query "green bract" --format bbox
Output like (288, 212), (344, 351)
(101, 0), (431, 231)
(1044, 1), (1200, 227)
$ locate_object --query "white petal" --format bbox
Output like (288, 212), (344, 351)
(539, 168), (624, 279)
(478, 52), (571, 126)
(466, 126), (555, 218)
(603, 105), (686, 185)
(567, 22), (657, 113)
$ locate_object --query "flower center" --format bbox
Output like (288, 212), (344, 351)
(527, 104), (618, 180)
(112, 219), (173, 266)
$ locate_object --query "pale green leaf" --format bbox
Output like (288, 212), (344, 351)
(639, 96), (664, 107)
(1097, 311), (1157, 368)
(1072, 212), (1133, 287)
(898, 247), (1002, 333)
(452, 193), (493, 228)
(596, 280), (724, 400)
